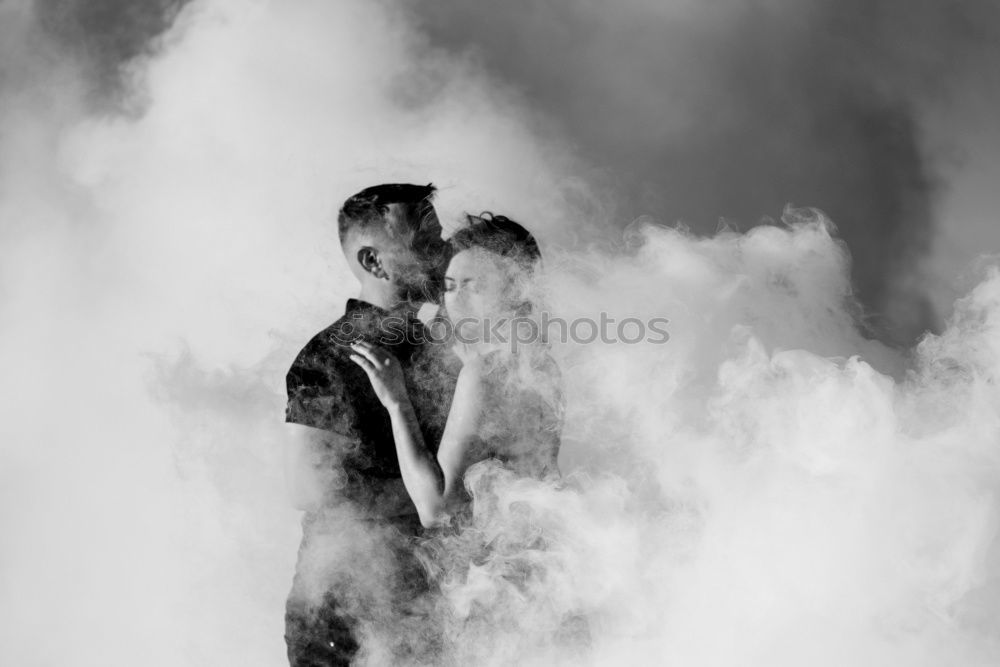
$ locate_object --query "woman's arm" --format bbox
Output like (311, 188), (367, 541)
(434, 362), (488, 508)
(349, 341), (446, 526)
(351, 341), (489, 527)
(383, 398), (447, 523)
(384, 363), (487, 525)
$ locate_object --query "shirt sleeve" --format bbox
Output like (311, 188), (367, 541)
(284, 341), (353, 435)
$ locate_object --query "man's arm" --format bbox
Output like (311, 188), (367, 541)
(283, 423), (416, 517)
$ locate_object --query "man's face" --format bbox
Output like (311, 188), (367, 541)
(391, 213), (450, 305)
(409, 213), (451, 303)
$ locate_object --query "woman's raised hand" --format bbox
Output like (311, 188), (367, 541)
(349, 340), (410, 409)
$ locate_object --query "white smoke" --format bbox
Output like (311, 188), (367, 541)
(537, 218), (1000, 665)
(1, 0), (998, 665)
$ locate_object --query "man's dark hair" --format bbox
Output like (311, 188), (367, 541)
(338, 183), (438, 243)
(450, 212), (541, 268)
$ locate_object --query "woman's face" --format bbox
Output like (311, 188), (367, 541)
(444, 248), (515, 342)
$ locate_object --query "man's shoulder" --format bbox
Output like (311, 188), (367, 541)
(284, 313), (362, 432)
(287, 315), (355, 379)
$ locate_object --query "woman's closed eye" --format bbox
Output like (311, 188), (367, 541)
(444, 278), (476, 293)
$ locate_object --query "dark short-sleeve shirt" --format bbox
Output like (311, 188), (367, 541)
(285, 299), (457, 506)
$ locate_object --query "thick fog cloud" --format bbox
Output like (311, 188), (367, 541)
(1, 1), (999, 665)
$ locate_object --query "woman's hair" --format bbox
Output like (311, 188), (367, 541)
(449, 212), (541, 269)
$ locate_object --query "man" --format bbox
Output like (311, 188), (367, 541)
(283, 183), (456, 666)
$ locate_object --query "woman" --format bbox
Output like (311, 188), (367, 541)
(348, 213), (562, 528)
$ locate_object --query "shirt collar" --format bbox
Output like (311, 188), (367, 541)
(344, 298), (421, 320)
(344, 298), (385, 317)
(342, 299), (427, 344)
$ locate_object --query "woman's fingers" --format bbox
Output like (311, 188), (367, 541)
(350, 345), (407, 409)
(350, 341), (393, 368)
(348, 353), (375, 374)
(349, 341), (381, 366)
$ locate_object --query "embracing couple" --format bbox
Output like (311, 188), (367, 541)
(283, 184), (563, 665)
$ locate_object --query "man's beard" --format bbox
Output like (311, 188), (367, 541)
(403, 271), (444, 306)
